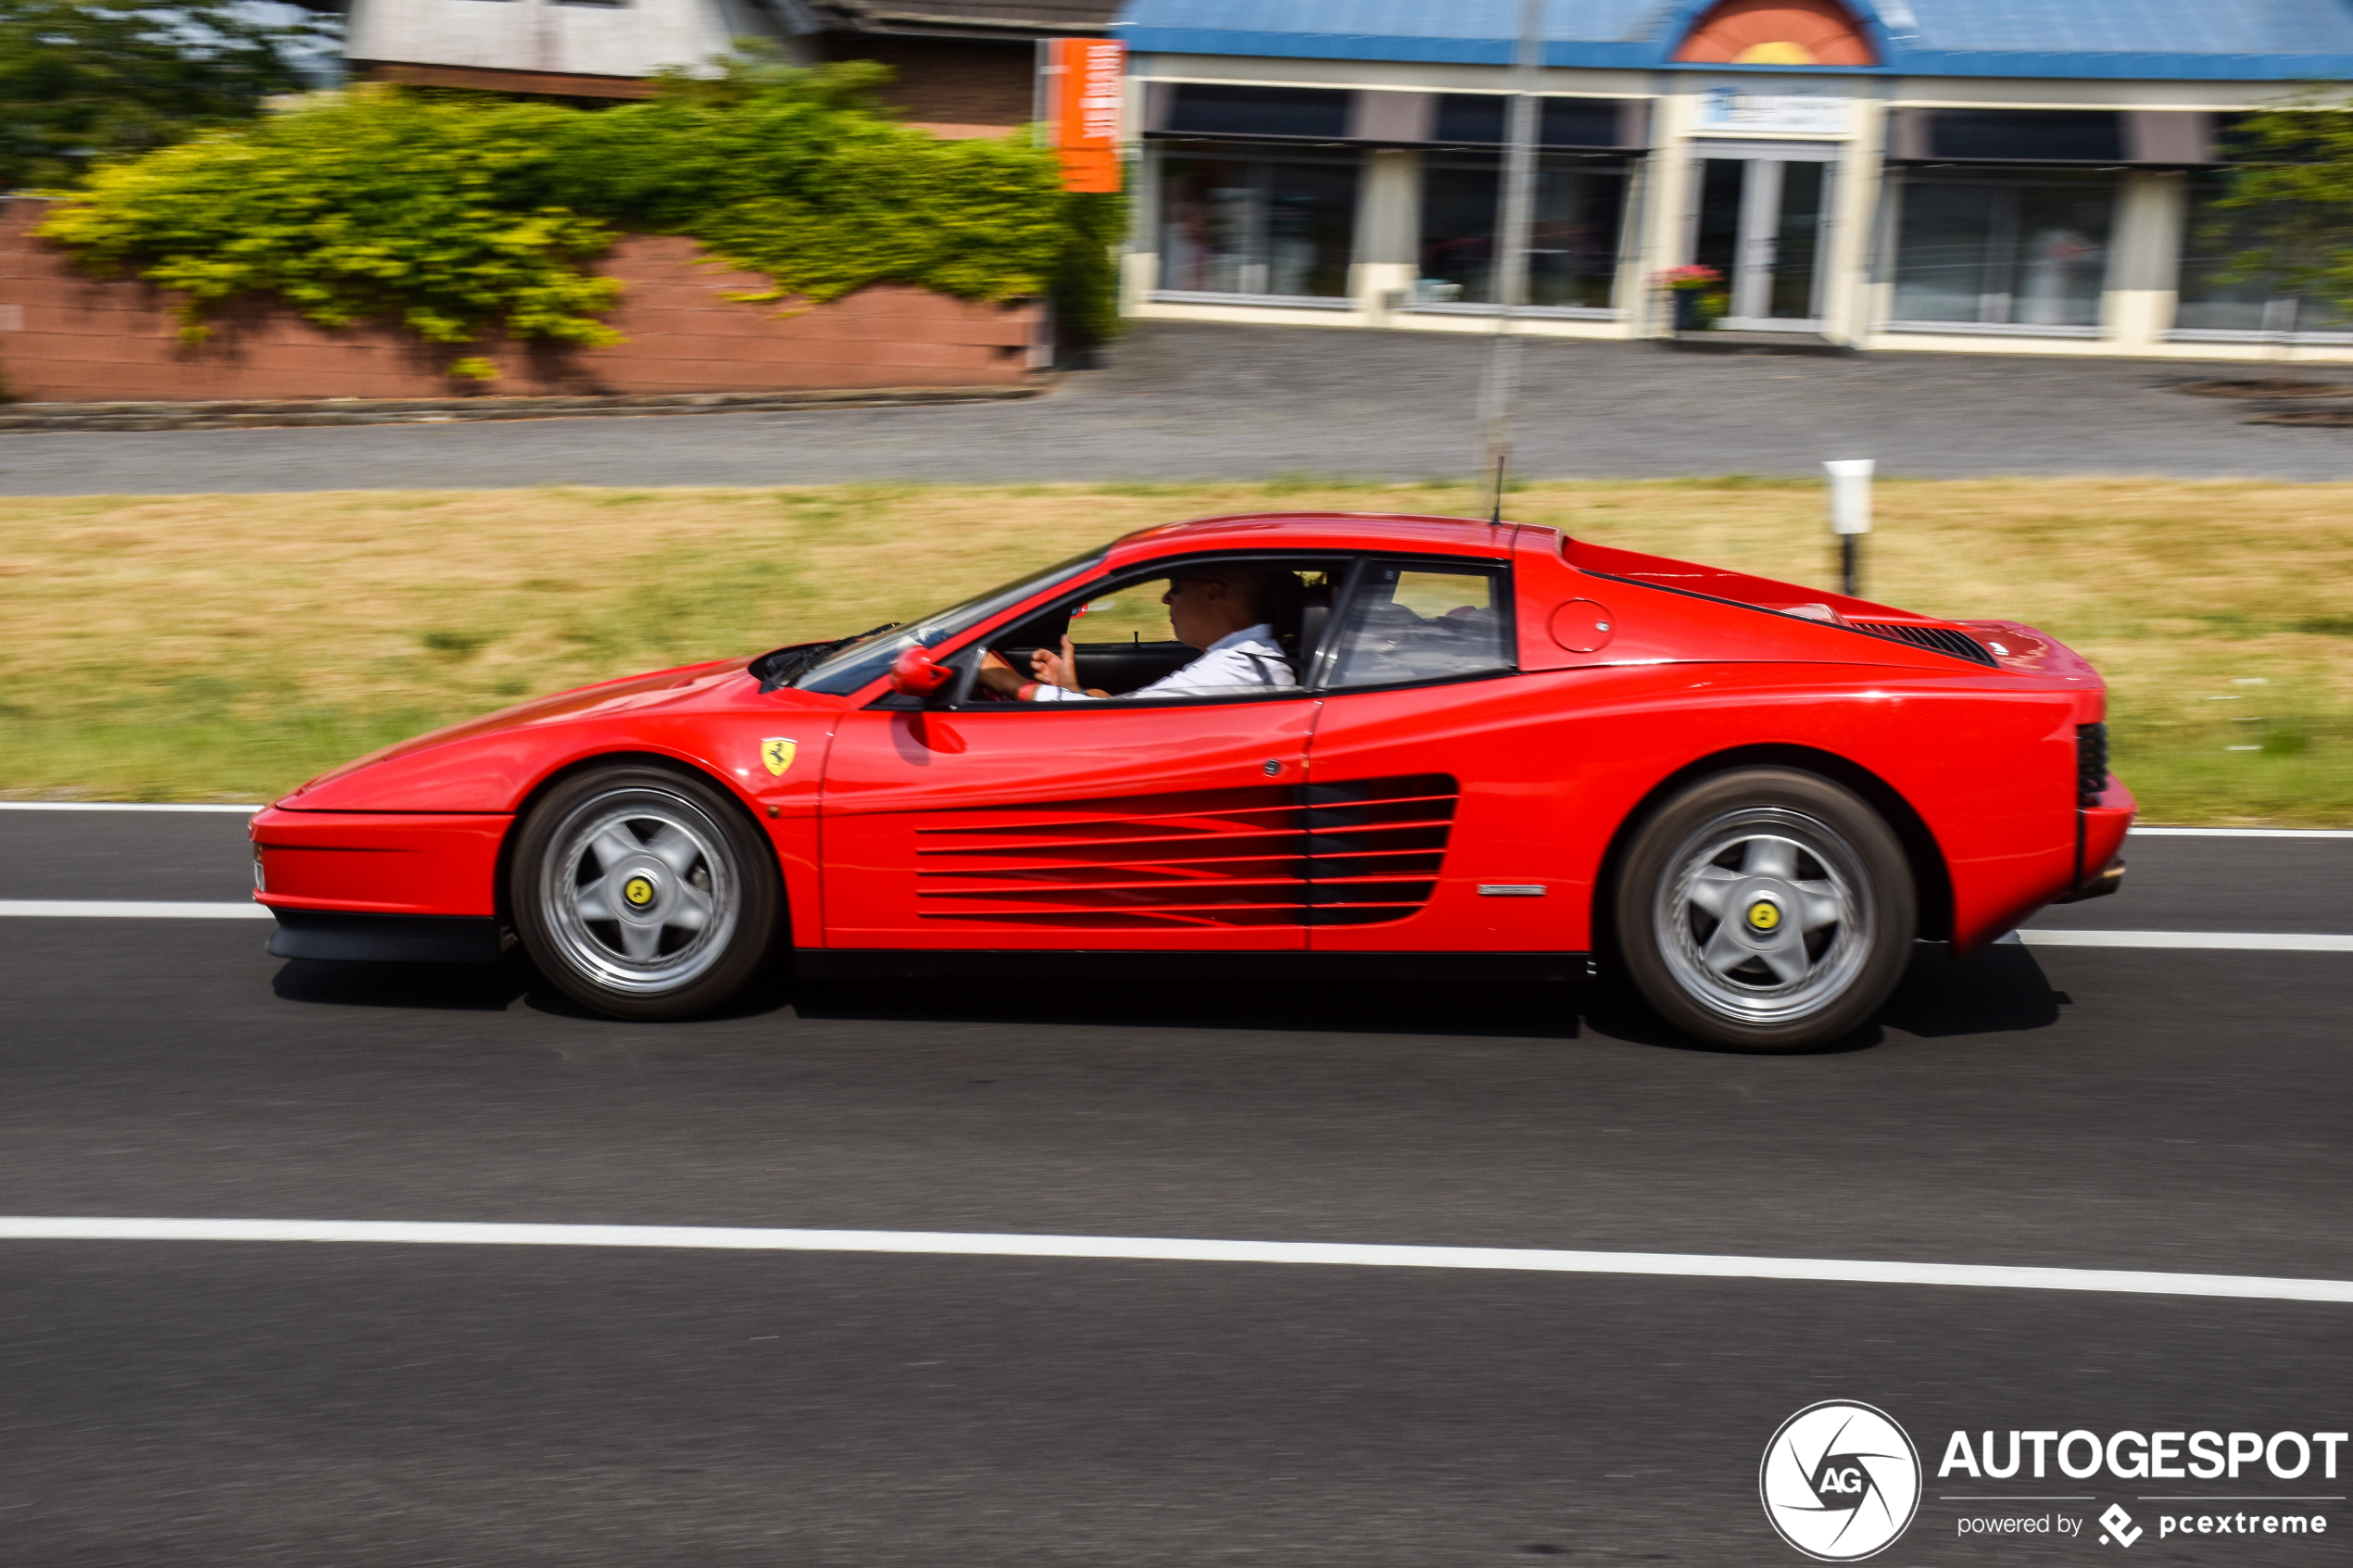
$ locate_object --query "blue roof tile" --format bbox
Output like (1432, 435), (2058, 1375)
(1117, 0), (2353, 79)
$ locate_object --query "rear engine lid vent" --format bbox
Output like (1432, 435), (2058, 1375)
(1850, 621), (2000, 668)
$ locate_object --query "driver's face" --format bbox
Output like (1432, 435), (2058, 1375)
(1162, 576), (1218, 649)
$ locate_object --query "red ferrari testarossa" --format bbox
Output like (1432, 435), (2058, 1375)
(250, 511), (2130, 1049)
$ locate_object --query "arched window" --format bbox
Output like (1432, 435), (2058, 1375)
(1672, 0), (1876, 66)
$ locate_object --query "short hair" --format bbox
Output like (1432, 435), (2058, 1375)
(1180, 567), (1268, 616)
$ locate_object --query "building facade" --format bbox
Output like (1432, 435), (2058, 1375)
(1114, 0), (2353, 360)
(321, 0), (1115, 131)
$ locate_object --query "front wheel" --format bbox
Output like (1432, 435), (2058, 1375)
(509, 764), (782, 1021)
(1612, 769), (1915, 1051)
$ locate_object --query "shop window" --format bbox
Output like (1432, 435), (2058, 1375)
(1431, 95), (1624, 149)
(1166, 85), (1349, 140)
(1158, 147), (1361, 300)
(2172, 172), (2349, 335)
(1416, 154), (1629, 310)
(1890, 174), (2116, 330)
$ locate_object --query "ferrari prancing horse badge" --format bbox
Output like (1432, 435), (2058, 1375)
(761, 737), (797, 776)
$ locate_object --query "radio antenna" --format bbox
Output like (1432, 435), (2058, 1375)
(1478, 0), (1544, 526)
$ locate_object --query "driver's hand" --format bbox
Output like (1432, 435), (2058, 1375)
(1030, 635), (1082, 693)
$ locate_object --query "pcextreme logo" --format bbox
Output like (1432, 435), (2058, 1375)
(1760, 1401), (1924, 1562)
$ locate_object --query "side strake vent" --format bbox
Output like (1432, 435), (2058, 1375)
(1850, 621), (2001, 668)
(1302, 773), (1456, 925)
(912, 774), (1460, 929)
(2076, 721), (2110, 807)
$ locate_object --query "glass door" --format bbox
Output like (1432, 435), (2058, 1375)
(1690, 147), (1837, 330)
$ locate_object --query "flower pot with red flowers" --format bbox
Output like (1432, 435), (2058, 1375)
(1657, 265), (1728, 332)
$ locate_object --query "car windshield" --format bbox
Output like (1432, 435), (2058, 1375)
(793, 546), (1110, 695)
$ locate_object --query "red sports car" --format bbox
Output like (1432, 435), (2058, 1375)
(250, 511), (2132, 1049)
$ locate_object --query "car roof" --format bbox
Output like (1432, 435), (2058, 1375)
(1105, 511), (1515, 565)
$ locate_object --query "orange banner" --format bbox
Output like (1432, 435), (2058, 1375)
(1044, 38), (1124, 193)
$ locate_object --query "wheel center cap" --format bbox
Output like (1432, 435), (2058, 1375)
(622, 874), (658, 910)
(1745, 897), (1782, 935)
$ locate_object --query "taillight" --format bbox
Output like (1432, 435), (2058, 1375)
(2075, 722), (2109, 807)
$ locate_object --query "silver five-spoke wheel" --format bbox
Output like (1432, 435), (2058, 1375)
(1659, 810), (1870, 1029)
(1616, 769), (1915, 1051)
(510, 766), (782, 1020)
(545, 796), (737, 993)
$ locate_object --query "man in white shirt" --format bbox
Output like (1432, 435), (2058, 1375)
(975, 568), (1296, 701)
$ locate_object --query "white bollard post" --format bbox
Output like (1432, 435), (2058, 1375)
(1823, 458), (1873, 597)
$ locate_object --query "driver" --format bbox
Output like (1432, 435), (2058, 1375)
(975, 568), (1293, 702)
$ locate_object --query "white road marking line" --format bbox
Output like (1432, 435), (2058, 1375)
(2008, 929), (2353, 952)
(2133, 827), (2353, 839)
(0, 899), (271, 920)
(0, 801), (261, 813)
(0, 1218), (2347, 1304)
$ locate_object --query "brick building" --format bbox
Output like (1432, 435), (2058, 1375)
(306, 0), (1116, 132)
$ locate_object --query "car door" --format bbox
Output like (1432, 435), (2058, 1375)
(1301, 555), (1577, 953)
(818, 558), (1326, 951)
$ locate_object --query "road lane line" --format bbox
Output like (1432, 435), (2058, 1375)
(2132, 827), (2353, 838)
(0, 900), (271, 919)
(2009, 929), (2353, 951)
(0, 1218), (2348, 1304)
(0, 802), (261, 813)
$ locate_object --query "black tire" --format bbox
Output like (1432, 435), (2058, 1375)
(1611, 768), (1915, 1051)
(509, 763), (782, 1021)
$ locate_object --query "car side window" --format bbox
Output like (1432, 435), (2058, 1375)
(1325, 563), (1512, 689)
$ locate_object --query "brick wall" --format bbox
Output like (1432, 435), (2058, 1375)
(0, 200), (1041, 402)
(824, 37), (1036, 132)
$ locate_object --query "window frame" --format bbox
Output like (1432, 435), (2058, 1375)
(1150, 140), (1366, 307)
(893, 551), (1348, 714)
(1311, 554), (1520, 696)
(1407, 148), (1633, 320)
(1882, 168), (2120, 337)
(2168, 170), (2353, 343)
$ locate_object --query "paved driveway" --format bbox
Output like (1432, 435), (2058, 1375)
(0, 322), (2345, 494)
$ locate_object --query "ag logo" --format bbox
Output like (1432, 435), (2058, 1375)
(1759, 1401), (1921, 1562)
(761, 737), (797, 776)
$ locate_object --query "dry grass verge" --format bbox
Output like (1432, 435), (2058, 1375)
(1, 477), (2347, 822)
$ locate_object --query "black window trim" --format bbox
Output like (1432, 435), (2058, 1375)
(1315, 552), (1519, 696)
(866, 547), (1519, 712)
(878, 548), (1346, 713)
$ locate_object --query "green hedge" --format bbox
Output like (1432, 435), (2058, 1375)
(39, 59), (1125, 372)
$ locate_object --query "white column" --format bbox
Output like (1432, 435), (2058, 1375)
(1121, 135), (1161, 313)
(1633, 87), (1700, 337)
(1820, 97), (1884, 346)
(1353, 148), (1422, 320)
(2102, 170), (2183, 351)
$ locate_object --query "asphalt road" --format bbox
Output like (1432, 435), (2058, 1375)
(4, 323), (2350, 494)
(2, 812), (2348, 1565)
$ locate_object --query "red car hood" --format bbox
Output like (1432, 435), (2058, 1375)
(280, 657), (749, 807)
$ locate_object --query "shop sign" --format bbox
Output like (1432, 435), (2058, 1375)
(1042, 39), (1125, 193)
(1697, 85), (1852, 135)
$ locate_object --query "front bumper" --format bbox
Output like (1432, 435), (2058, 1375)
(265, 908), (503, 964)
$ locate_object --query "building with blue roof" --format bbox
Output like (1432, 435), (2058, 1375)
(1110, 0), (2353, 358)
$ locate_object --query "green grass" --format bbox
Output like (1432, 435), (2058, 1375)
(0, 476), (2347, 822)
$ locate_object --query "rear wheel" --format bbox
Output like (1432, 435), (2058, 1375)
(1612, 768), (1914, 1051)
(510, 764), (781, 1021)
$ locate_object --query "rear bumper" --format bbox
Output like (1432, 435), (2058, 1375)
(2056, 855), (2125, 903)
(266, 909), (503, 964)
